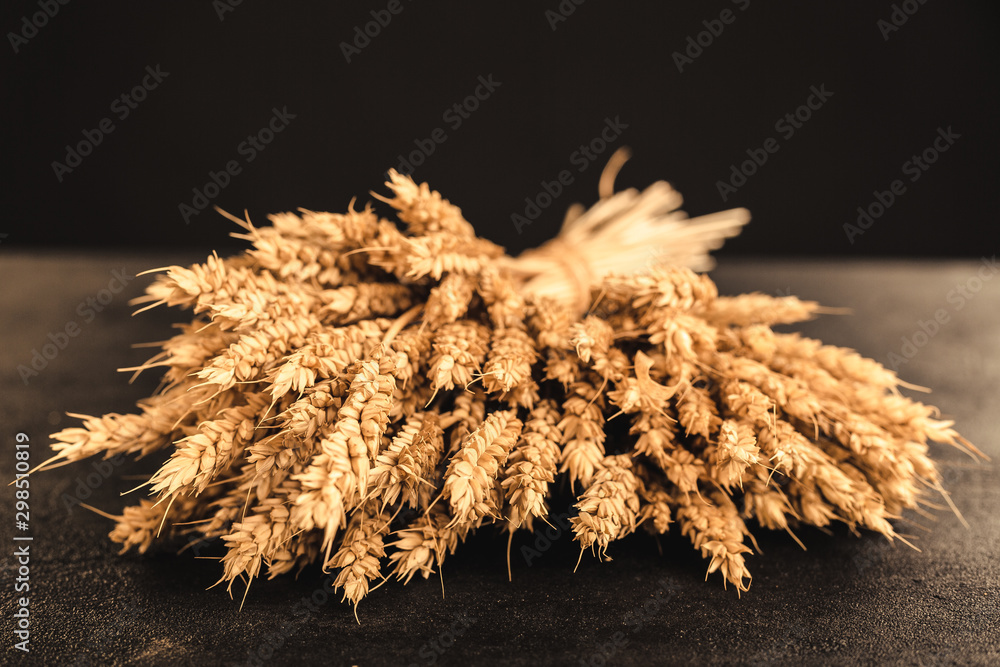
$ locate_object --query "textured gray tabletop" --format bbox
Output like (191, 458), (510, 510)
(1, 253), (997, 666)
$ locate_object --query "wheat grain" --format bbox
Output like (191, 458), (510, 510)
(43, 165), (982, 612)
(443, 411), (523, 529)
(571, 454), (640, 561)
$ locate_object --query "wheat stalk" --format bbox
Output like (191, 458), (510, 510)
(36, 151), (986, 614)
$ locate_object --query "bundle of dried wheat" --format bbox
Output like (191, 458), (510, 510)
(39, 154), (983, 613)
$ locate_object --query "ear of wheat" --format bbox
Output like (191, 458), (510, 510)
(38, 149), (985, 612)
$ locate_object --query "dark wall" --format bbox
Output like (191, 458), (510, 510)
(4, 1), (998, 257)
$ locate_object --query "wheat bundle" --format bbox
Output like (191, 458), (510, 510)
(38, 152), (983, 613)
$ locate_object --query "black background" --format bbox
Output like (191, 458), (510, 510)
(4, 1), (999, 257)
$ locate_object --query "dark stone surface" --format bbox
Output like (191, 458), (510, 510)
(1, 252), (997, 666)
